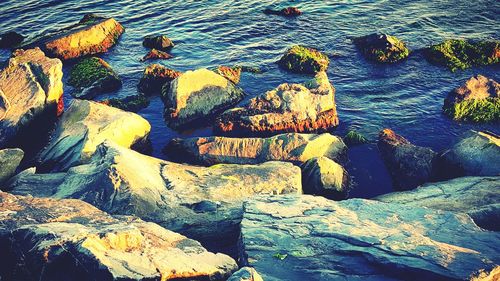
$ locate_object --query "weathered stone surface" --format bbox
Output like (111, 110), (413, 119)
(0, 31), (24, 48)
(99, 94), (150, 112)
(263, 7), (302, 17)
(68, 57), (122, 99)
(143, 35), (174, 51)
(0, 48), (63, 147)
(0, 148), (24, 186)
(138, 64), (182, 95)
(228, 267), (264, 281)
(376, 176), (500, 231)
(215, 66), (241, 84)
(38, 100), (151, 172)
(0, 191), (237, 281)
(239, 195), (500, 281)
(10, 141), (302, 244)
(215, 72), (338, 136)
(163, 68), (245, 129)
(301, 156), (351, 200)
(353, 33), (409, 63)
(140, 48), (174, 62)
(378, 129), (437, 190)
(278, 45), (329, 74)
(166, 133), (346, 166)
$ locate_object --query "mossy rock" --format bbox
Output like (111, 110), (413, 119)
(102, 94), (150, 112)
(344, 130), (369, 146)
(138, 64), (182, 95)
(425, 39), (500, 72)
(353, 33), (409, 63)
(443, 98), (500, 123)
(68, 57), (121, 92)
(278, 45), (329, 74)
(143, 35), (174, 51)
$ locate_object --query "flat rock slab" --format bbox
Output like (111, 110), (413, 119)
(239, 195), (499, 281)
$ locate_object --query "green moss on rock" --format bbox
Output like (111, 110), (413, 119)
(443, 98), (499, 123)
(278, 45), (329, 74)
(354, 33), (409, 63)
(344, 130), (369, 146)
(102, 94), (150, 112)
(68, 57), (119, 89)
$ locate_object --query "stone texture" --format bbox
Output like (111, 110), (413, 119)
(0, 148), (24, 186)
(239, 195), (500, 281)
(68, 57), (122, 99)
(140, 48), (174, 61)
(278, 45), (328, 74)
(0, 191), (237, 281)
(138, 64), (182, 95)
(353, 33), (409, 63)
(143, 35), (174, 51)
(301, 156), (351, 200)
(228, 267), (264, 281)
(215, 66), (241, 84)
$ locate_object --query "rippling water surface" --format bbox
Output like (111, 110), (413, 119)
(1, 0), (499, 197)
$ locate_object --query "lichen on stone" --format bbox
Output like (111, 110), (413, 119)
(278, 45), (329, 74)
(443, 97), (499, 123)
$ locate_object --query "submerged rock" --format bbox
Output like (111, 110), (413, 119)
(263, 7), (302, 17)
(166, 133), (346, 166)
(239, 195), (500, 281)
(68, 57), (122, 99)
(0, 48), (63, 147)
(343, 130), (369, 146)
(443, 75), (499, 122)
(301, 156), (351, 200)
(0, 31), (24, 48)
(163, 68), (245, 129)
(215, 65), (242, 84)
(140, 48), (174, 61)
(278, 45), (329, 74)
(353, 33), (409, 63)
(99, 94), (149, 112)
(228, 267), (264, 281)
(425, 39), (500, 71)
(137, 64), (182, 95)
(38, 99), (150, 172)
(143, 35), (174, 51)
(215, 71), (338, 136)
(0, 191), (237, 281)
(0, 148), (24, 186)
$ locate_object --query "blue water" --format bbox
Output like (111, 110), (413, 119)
(1, 0), (499, 198)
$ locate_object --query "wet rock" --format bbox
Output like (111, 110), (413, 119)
(68, 57), (122, 99)
(215, 72), (338, 136)
(228, 267), (263, 281)
(0, 148), (24, 186)
(38, 99), (151, 172)
(353, 33), (409, 63)
(425, 39), (500, 71)
(0, 48), (63, 147)
(263, 7), (302, 17)
(137, 64), (182, 95)
(343, 130), (369, 146)
(378, 129), (437, 190)
(376, 176), (500, 231)
(0, 31), (24, 48)
(0, 191), (237, 281)
(235, 65), (263, 74)
(301, 156), (351, 200)
(143, 35), (174, 51)
(443, 75), (499, 122)
(278, 45), (329, 74)
(99, 94), (149, 112)
(140, 48), (174, 62)
(165, 133), (347, 166)
(215, 65), (242, 84)
(163, 68), (245, 129)
(238, 195), (500, 281)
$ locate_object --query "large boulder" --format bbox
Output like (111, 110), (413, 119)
(9, 141), (302, 245)
(68, 57), (122, 99)
(378, 129), (437, 190)
(0, 191), (237, 281)
(278, 45), (329, 74)
(163, 68), (245, 129)
(443, 75), (499, 123)
(38, 99), (151, 172)
(0, 148), (24, 186)
(301, 156), (351, 200)
(166, 133), (346, 166)
(353, 33), (409, 63)
(137, 64), (182, 95)
(215, 72), (338, 136)
(238, 195), (500, 281)
(376, 176), (500, 231)
(0, 48), (63, 147)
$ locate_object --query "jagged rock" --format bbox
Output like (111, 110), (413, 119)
(38, 100), (150, 172)
(215, 66), (241, 84)
(137, 64), (182, 95)
(239, 195), (500, 281)
(0, 191), (237, 281)
(163, 68), (245, 129)
(353, 33), (409, 63)
(0, 148), (24, 186)
(68, 57), (122, 99)
(0, 31), (24, 48)
(301, 156), (351, 200)
(143, 35), (174, 51)
(9, 141), (302, 245)
(443, 75), (499, 122)
(215, 72), (338, 136)
(140, 48), (173, 62)
(278, 45), (329, 74)
(99, 94), (149, 112)
(165, 133), (346, 166)
(228, 267), (263, 281)
(0, 48), (63, 147)
(378, 129), (437, 190)
(263, 7), (302, 17)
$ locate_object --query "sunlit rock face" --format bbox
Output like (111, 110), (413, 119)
(9, 141), (301, 245)
(0, 148), (24, 186)
(163, 68), (244, 129)
(301, 156), (351, 200)
(215, 71), (338, 136)
(0, 48), (63, 147)
(38, 100), (151, 172)
(0, 191), (237, 281)
(227, 267), (264, 281)
(166, 132), (346, 166)
(238, 195), (500, 281)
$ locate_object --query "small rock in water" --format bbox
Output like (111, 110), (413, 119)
(278, 45), (329, 74)
(343, 130), (369, 146)
(99, 94), (150, 112)
(68, 57), (122, 99)
(264, 7), (302, 17)
(138, 64), (182, 95)
(0, 31), (24, 48)
(353, 33), (410, 63)
(140, 48), (174, 61)
(143, 34), (174, 51)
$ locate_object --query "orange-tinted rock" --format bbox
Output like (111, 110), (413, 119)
(140, 48), (174, 61)
(138, 64), (182, 95)
(215, 66), (241, 84)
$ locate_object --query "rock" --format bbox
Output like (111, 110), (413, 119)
(235, 65), (263, 74)
(163, 68), (245, 129)
(215, 66), (241, 84)
(425, 39), (500, 71)
(143, 35), (174, 51)
(263, 7), (302, 17)
(353, 33), (409, 63)
(9, 141), (302, 245)
(228, 267), (263, 281)
(301, 156), (351, 200)
(99, 94), (149, 112)
(26, 14), (124, 60)
(165, 133), (347, 166)
(443, 75), (499, 122)
(137, 64), (182, 95)
(68, 57), (122, 99)
(378, 129), (437, 190)
(238, 195), (500, 281)
(0, 48), (63, 147)
(471, 267), (500, 281)
(215, 72), (338, 136)
(376, 176), (500, 231)
(278, 45), (329, 74)
(38, 99), (151, 172)
(343, 130), (369, 146)
(140, 48), (174, 61)
(0, 148), (24, 186)
(0, 191), (237, 281)
(0, 31), (24, 48)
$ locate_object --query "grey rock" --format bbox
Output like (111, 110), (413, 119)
(228, 267), (264, 281)
(0, 148), (24, 186)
